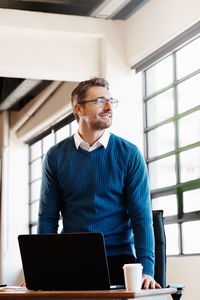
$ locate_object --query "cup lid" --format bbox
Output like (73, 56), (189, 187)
(123, 263), (143, 269)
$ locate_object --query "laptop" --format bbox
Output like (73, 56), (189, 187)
(18, 232), (125, 291)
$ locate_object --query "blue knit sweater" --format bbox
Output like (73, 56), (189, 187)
(38, 133), (154, 276)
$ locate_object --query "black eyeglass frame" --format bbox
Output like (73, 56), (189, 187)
(78, 97), (118, 107)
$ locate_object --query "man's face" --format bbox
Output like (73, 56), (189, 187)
(76, 86), (112, 131)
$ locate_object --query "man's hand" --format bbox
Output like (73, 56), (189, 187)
(142, 274), (161, 289)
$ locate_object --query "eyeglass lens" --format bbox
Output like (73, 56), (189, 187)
(97, 98), (118, 108)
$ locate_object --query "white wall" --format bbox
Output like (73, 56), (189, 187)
(1, 136), (28, 284)
(125, 0), (200, 66)
(166, 256), (200, 300)
(110, 71), (144, 150)
(0, 110), (29, 284)
(0, 9), (126, 81)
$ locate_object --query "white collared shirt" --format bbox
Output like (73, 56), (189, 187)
(74, 130), (110, 152)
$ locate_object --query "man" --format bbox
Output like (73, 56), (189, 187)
(38, 77), (161, 289)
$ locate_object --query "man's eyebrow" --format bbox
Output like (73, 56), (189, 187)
(96, 96), (111, 99)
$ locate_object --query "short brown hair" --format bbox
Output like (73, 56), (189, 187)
(71, 77), (109, 122)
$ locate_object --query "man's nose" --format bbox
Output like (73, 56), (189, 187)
(103, 101), (112, 110)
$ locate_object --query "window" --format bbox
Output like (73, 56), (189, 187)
(28, 115), (77, 233)
(143, 36), (200, 256)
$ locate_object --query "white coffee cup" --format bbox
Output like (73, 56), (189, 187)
(123, 263), (143, 292)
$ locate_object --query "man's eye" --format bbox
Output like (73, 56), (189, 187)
(96, 98), (104, 103)
(96, 98), (102, 104)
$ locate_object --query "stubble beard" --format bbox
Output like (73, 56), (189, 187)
(89, 118), (112, 130)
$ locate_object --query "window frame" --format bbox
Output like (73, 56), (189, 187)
(143, 36), (200, 257)
(28, 113), (75, 233)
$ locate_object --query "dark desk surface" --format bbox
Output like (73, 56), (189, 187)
(0, 287), (177, 299)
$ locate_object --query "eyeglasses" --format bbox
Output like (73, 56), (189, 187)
(78, 97), (118, 108)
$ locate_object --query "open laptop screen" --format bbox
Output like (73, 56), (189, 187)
(18, 232), (118, 290)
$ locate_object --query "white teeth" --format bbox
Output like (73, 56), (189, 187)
(99, 114), (111, 117)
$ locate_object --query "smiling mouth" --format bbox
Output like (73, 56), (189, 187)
(99, 114), (112, 118)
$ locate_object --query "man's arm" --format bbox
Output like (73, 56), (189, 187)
(125, 145), (160, 289)
(37, 148), (61, 233)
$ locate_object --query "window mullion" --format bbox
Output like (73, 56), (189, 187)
(28, 146), (32, 234)
(143, 71), (148, 160)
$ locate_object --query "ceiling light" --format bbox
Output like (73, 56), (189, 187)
(90, 0), (131, 19)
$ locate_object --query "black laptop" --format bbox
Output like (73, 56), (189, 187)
(18, 232), (124, 291)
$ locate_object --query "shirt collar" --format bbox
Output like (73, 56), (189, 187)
(74, 130), (110, 151)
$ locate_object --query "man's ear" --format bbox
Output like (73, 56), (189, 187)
(74, 103), (82, 118)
